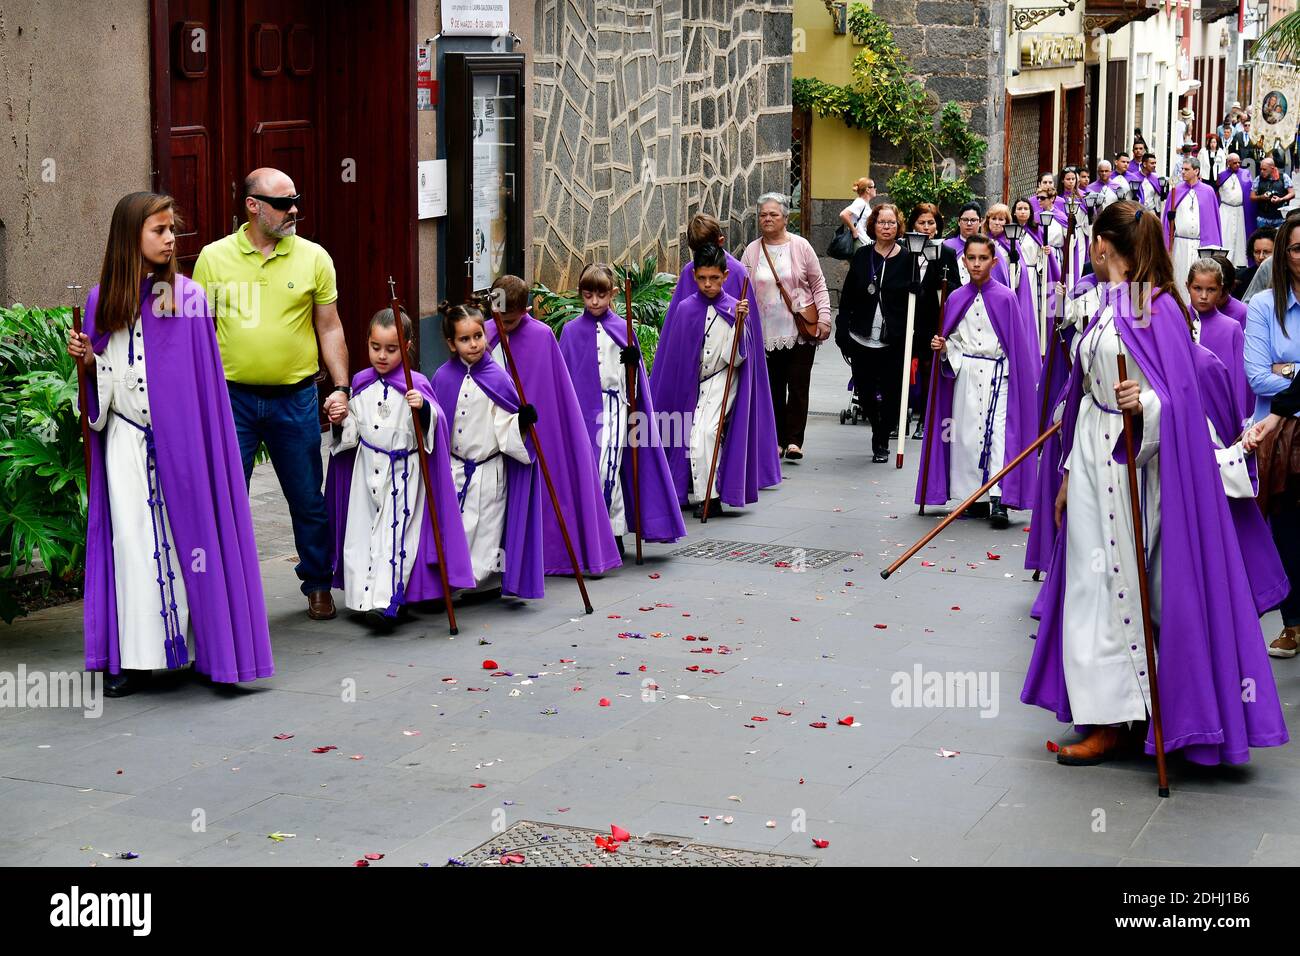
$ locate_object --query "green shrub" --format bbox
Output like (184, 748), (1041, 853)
(0, 304), (88, 623)
(531, 255), (676, 374)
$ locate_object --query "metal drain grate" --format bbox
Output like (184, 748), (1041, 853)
(669, 539), (852, 569)
(449, 820), (819, 867)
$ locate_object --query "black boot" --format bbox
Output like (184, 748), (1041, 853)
(365, 609), (398, 633)
(104, 670), (151, 698)
(989, 496), (1010, 529)
(693, 497), (723, 519)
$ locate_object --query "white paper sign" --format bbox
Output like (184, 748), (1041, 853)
(418, 160), (447, 219)
(441, 0), (509, 37)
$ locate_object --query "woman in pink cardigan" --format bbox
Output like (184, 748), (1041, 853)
(742, 193), (832, 460)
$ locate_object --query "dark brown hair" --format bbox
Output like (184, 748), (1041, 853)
(907, 202), (940, 231)
(1092, 200), (1191, 330)
(865, 202), (901, 241)
(687, 213), (725, 252)
(963, 233), (997, 257)
(368, 306), (414, 361)
(578, 262), (615, 296)
(490, 274), (530, 313)
(438, 299), (485, 342)
(1271, 214), (1300, 338)
(96, 192), (181, 334)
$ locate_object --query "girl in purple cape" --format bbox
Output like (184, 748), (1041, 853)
(430, 302), (545, 601)
(67, 191), (273, 697)
(485, 274), (622, 572)
(325, 307), (475, 631)
(557, 263), (687, 543)
(1022, 201), (1288, 768)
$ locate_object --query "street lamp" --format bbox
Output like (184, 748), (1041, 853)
(1004, 220), (1024, 292)
(1198, 244), (1228, 259)
(895, 231), (931, 469)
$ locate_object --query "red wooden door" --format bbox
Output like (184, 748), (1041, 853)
(152, 0), (416, 375)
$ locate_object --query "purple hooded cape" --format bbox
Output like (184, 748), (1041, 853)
(557, 310), (687, 542)
(1029, 195), (1069, 231)
(649, 290), (782, 508)
(430, 354), (546, 600)
(994, 232), (1047, 343)
(83, 277), (273, 683)
(1219, 294), (1248, 327)
(324, 368), (476, 606)
(1020, 287), (1288, 765)
(913, 279), (1040, 510)
(1195, 307), (1252, 427)
(1165, 181), (1223, 248)
(1025, 275), (1095, 572)
(485, 314), (621, 575)
(1216, 168), (1258, 236)
(665, 252), (761, 336)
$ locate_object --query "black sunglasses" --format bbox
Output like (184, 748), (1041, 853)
(250, 193), (301, 211)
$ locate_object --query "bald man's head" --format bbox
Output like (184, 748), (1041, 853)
(243, 167), (299, 240)
(244, 168), (294, 200)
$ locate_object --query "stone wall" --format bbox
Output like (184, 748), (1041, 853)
(868, 0), (1005, 212)
(531, 0), (794, 290)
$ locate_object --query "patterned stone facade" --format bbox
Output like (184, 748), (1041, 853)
(531, 0), (794, 289)
(867, 0), (1006, 211)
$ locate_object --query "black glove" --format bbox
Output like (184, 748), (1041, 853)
(518, 403), (539, 433)
(620, 344), (641, 367)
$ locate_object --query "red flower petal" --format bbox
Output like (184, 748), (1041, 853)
(790, 617), (800, 622)
(986, 551), (1001, 560)
(838, 715), (854, 726)
(599, 698), (611, 707)
(648, 573), (661, 579)
(809, 721), (827, 729)
(750, 716), (768, 722)
(273, 733), (294, 740)
(364, 853), (384, 861)
(950, 606), (961, 611)
(481, 660), (498, 670)
(638, 665), (647, 672)
(470, 783), (487, 789)
(812, 838), (830, 849)
(873, 623), (887, 629)
(777, 709), (793, 716)
(353, 859), (370, 867)
(686, 665), (700, 672)
(1045, 740), (1061, 753)
(610, 824), (631, 842)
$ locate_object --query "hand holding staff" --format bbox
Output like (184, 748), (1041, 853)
(387, 277), (459, 636)
(624, 273), (644, 563)
(491, 312), (594, 614)
(1115, 351), (1170, 798)
(66, 284), (91, 487)
(884, 418), (1062, 579)
(701, 277), (749, 523)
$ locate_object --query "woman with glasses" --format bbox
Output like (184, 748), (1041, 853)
(1243, 218), (1300, 657)
(907, 203), (959, 440)
(835, 203), (911, 462)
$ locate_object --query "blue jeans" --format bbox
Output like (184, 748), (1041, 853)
(228, 380), (332, 595)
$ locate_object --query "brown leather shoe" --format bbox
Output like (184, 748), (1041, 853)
(307, 589), (336, 620)
(1056, 725), (1133, 766)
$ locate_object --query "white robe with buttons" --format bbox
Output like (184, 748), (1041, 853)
(86, 321), (192, 671)
(1061, 309), (1254, 725)
(944, 291), (1008, 502)
(688, 305), (744, 503)
(446, 360), (529, 587)
(592, 323), (629, 535)
(1171, 189), (1205, 299)
(331, 380), (437, 613)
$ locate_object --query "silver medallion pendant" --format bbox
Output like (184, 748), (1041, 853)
(1082, 373), (1093, 393)
(867, 282), (878, 296)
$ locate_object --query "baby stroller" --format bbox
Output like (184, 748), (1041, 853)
(839, 358), (925, 437)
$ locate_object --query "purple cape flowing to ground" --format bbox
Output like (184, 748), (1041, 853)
(430, 353), (546, 600)
(650, 288), (781, 508)
(486, 314), (622, 575)
(83, 276), (273, 683)
(913, 279), (1040, 510)
(557, 309), (688, 542)
(324, 367), (475, 605)
(1021, 285), (1289, 766)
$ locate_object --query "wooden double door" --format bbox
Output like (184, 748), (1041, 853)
(150, 0), (417, 374)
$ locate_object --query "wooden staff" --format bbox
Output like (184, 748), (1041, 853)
(624, 272), (644, 562)
(67, 283), (91, 486)
(882, 419), (1062, 580)
(916, 268), (951, 516)
(1116, 351), (1170, 798)
(701, 277), (749, 523)
(387, 277), (458, 636)
(491, 313), (594, 614)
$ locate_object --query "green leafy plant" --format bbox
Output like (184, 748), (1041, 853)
(0, 304), (88, 622)
(531, 255), (677, 373)
(794, 5), (987, 217)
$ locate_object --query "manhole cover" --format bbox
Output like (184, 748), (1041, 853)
(669, 539), (852, 570)
(448, 821), (819, 867)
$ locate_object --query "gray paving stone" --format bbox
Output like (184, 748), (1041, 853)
(0, 780), (134, 840)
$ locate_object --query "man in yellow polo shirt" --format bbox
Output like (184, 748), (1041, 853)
(192, 167), (350, 621)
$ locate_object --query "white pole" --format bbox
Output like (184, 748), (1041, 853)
(896, 289), (917, 469)
(1038, 255), (1048, 358)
